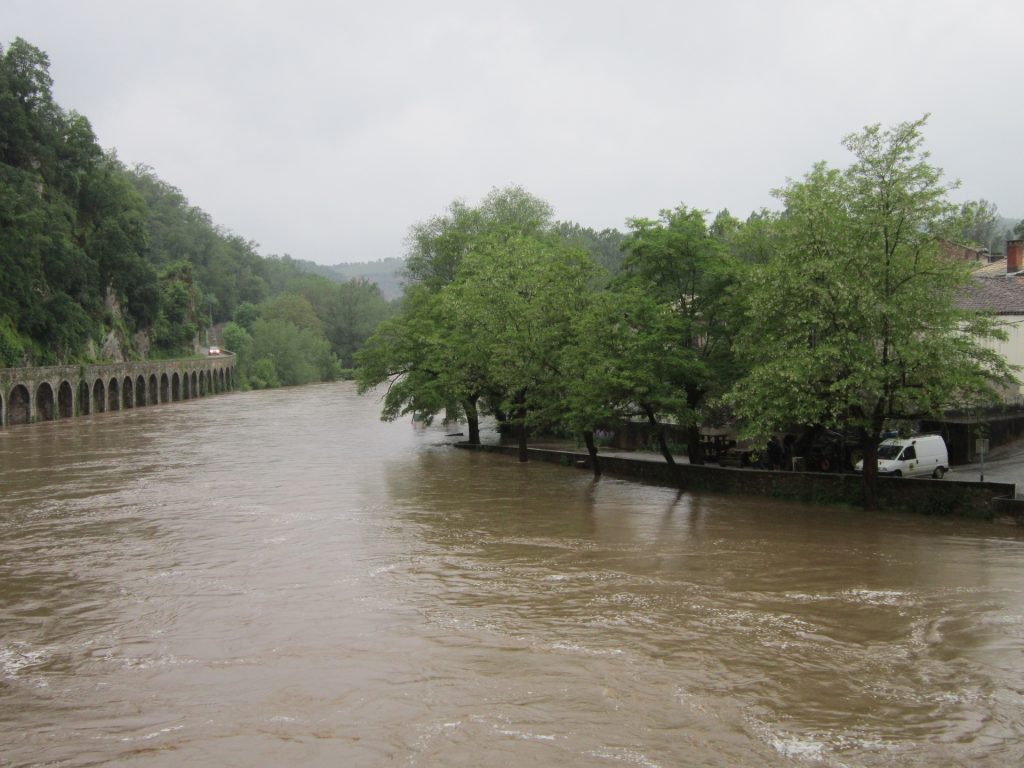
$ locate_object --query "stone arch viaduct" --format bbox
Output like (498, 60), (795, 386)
(0, 355), (237, 427)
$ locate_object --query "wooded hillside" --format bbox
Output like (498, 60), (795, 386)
(1, 38), (393, 386)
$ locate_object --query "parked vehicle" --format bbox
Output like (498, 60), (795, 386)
(854, 434), (949, 478)
(795, 427), (858, 472)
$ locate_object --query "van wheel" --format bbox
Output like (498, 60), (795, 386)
(932, 467), (945, 479)
(892, 470), (902, 478)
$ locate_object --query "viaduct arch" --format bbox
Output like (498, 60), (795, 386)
(0, 355), (237, 427)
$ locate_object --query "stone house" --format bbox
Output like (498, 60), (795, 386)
(958, 239), (1024, 400)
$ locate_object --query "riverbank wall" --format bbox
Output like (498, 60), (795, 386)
(1, 356), (237, 427)
(455, 443), (1016, 521)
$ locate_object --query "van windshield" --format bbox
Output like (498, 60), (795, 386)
(877, 444), (903, 460)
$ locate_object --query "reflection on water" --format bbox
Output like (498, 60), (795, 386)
(2, 382), (1023, 766)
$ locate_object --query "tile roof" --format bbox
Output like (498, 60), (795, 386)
(958, 276), (1024, 314)
(972, 259), (1018, 277)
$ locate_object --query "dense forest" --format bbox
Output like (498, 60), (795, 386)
(0, 38), (393, 387)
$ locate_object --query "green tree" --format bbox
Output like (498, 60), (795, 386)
(222, 320), (254, 385)
(83, 162), (155, 328)
(361, 186), (563, 442)
(233, 301), (260, 330)
(403, 185), (554, 292)
(152, 261), (198, 352)
(289, 274), (394, 369)
(0, 38), (61, 173)
(325, 279), (393, 369)
(620, 205), (742, 463)
(260, 292), (324, 336)
(717, 209), (780, 265)
(959, 199), (1002, 253)
(729, 117), (1015, 508)
(562, 286), (697, 471)
(403, 199), (482, 291)
(356, 285), (479, 436)
(248, 318), (338, 387)
(441, 233), (597, 460)
(0, 162), (64, 341)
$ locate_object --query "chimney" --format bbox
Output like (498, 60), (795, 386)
(1007, 240), (1023, 274)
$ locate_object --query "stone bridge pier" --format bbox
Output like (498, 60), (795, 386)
(1, 355), (237, 427)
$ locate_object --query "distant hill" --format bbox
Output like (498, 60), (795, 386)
(288, 257), (406, 300)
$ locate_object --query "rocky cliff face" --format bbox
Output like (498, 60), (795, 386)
(99, 330), (126, 362)
(99, 285), (154, 362)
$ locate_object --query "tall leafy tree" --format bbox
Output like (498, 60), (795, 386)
(959, 199), (1002, 253)
(562, 286), (696, 471)
(361, 186), (562, 442)
(260, 292), (324, 336)
(356, 285), (484, 439)
(403, 185), (555, 292)
(729, 117), (1015, 508)
(403, 199), (482, 292)
(619, 205), (742, 463)
(0, 38), (61, 172)
(152, 260), (199, 353)
(440, 233), (596, 459)
(83, 159), (154, 327)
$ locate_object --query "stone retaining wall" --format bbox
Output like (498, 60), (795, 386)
(993, 497), (1024, 525)
(1, 356), (237, 427)
(456, 443), (1015, 521)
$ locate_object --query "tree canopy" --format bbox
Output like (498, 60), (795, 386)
(359, 189), (746, 468)
(729, 116), (1015, 506)
(617, 205), (744, 462)
(359, 186), (575, 449)
(359, 119), (1016, 506)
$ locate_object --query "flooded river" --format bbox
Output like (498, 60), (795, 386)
(2, 382), (1023, 766)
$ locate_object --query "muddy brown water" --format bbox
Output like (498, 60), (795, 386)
(2, 382), (1023, 766)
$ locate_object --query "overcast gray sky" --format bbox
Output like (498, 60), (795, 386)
(6, 0), (1022, 264)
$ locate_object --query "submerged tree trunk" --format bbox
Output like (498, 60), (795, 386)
(860, 431), (879, 511)
(494, 406), (513, 436)
(583, 430), (601, 477)
(854, 405), (885, 510)
(516, 421), (529, 462)
(643, 404), (676, 466)
(462, 396), (480, 445)
(686, 423), (704, 466)
(685, 385), (705, 465)
(514, 392), (529, 463)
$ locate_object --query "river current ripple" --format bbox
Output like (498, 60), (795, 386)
(2, 382), (1023, 766)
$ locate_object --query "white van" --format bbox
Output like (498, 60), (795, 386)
(855, 435), (949, 479)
